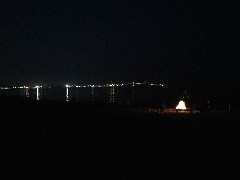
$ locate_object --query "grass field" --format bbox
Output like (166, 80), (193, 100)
(1, 99), (240, 179)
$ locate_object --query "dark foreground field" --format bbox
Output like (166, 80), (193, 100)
(1, 99), (240, 179)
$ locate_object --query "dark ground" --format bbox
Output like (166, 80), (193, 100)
(1, 98), (240, 179)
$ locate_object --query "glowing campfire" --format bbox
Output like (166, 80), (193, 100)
(176, 100), (187, 110)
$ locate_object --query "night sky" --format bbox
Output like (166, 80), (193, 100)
(1, 1), (239, 92)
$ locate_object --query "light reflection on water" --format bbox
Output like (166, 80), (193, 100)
(0, 86), (164, 103)
(110, 86), (115, 102)
(24, 87), (29, 98)
(36, 87), (41, 100)
(66, 87), (69, 101)
(91, 87), (95, 101)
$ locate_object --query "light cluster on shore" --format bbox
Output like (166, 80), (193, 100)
(0, 82), (164, 90)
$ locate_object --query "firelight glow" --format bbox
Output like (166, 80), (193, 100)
(176, 100), (186, 110)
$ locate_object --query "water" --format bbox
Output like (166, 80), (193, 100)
(0, 86), (164, 103)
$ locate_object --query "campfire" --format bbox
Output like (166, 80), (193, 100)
(176, 100), (186, 110)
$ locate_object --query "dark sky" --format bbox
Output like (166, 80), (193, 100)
(0, 0), (239, 91)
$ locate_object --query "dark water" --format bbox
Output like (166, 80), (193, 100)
(0, 86), (165, 103)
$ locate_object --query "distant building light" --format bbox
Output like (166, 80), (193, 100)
(1, 87), (10, 90)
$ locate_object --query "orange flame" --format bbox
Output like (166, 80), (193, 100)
(176, 100), (186, 110)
